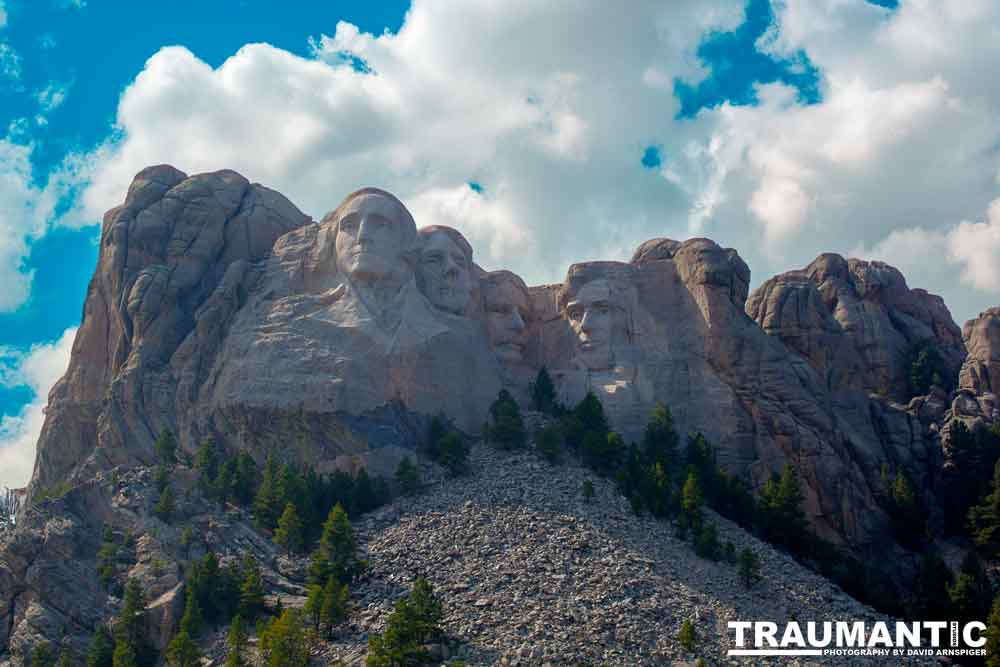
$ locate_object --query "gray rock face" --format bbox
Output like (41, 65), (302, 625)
(747, 254), (965, 398)
(8, 167), (990, 663)
(31, 166), (311, 492)
(960, 307), (1000, 397)
(27, 170), (962, 550)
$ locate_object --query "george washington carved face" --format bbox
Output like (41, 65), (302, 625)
(333, 190), (415, 287)
(416, 226), (474, 315)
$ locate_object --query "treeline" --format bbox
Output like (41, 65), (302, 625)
(483, 368), (932, 615)
(152, 429), (391, 547)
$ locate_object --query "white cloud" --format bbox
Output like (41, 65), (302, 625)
(24, 0), (1000, 328)
(0, 327), (76, 490)
(0, 42), (20, 81)
(71, 1), (744, 283)
(948, 198), (1000, 293)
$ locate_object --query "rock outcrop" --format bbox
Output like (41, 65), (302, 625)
(3, 166), (990, 664)
(747, 254), (964, 398)
(25, 169), (966, 552)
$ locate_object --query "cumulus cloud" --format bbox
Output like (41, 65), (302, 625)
(32, 0), (1000, 325)
(73, 0), (744, 282)
(0, 327), (76, 490)
(0, 137), (84, 311)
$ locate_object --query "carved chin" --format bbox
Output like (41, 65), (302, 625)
(576, 344), (612, 370)
(493, 342), (524, 363)
(344, 254), (396, 281)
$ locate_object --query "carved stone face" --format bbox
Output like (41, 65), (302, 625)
(565, 279), (618, 370)
(483, 277), (529, 364)
(335, 193), (411, 285)
(417, 230), (473, 314)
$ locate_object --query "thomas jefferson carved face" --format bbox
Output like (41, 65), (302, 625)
(565, 279), (618, 370)
(417, 228), (474, 315)
(483, 272), (530, 364)
(334, 192), (413, 286)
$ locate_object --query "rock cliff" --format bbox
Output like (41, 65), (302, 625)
(2, 166), (995, 664)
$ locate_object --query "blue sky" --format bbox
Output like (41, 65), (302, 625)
(3, 0), (1000, 488)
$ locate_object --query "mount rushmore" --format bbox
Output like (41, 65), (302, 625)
(4, 164), (1000, 661)
(25, 165), (998, 551)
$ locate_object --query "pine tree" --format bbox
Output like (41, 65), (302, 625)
(274, 502), (304, 555)
(988, 593), (1000, 667)
(970, 459), (1000, 550)
(760, 464), (808, 551)
(642, 403), (679, 470)
(86, 626), (114, 667)
(738, 547), (762, 588)
(30, 644), (53, 667)
(437, 432), (469, 476)
(179, 588), (203, 637)
(319, 577), (349, 638)
(259, 609), (310, 667)
(303, 584), (324, 631)
(365, 578), (442, 667)
(233, 451), (258, 507)
(530, 366), (558, 414)
(678, 619), (697, 652)
(485, 390), (527, 450)
(581, 480), (595, 503)
(426, 416), (447, 460)
(224, 615), (248, 667)
(408, 577), (442, 644)
(111, 642), (136, 667)
(536, 425), (563, 464)
(254, 454), (282, 531)
(949, 552), (993, 624)
(153, 465), (170, 493)
(215, 459), (236, 503)
(58, 650), (71, 667)
(155, 428), (177, 465)
(165, 630), (200, 667)
(194, 439), (220, 492)
(238, 557), (265, 620)
(394, 457), (421, 496)
(694, 522), (720, 560)
(681, 470), (703, 530)
(152, 486), (174, 523)
(308, 503), (357, 585)
(116, 579), (151, 666)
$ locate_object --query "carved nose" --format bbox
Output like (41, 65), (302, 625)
(443, 263), (459, 282)
(357, 217), (375, 242)
(510, 309), (525, 331)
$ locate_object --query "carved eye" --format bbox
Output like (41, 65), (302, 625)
(423, 252), (442, 265)
(451, 253), (467, 269)
(567, 306), (583, 321)
(340, 216), (358, 232)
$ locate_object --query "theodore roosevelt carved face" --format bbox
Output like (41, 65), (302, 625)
(483, 271), (530, 364)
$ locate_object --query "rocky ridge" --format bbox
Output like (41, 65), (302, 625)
(3, 165), (1000, 664)
(2, 438), (931, 666)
